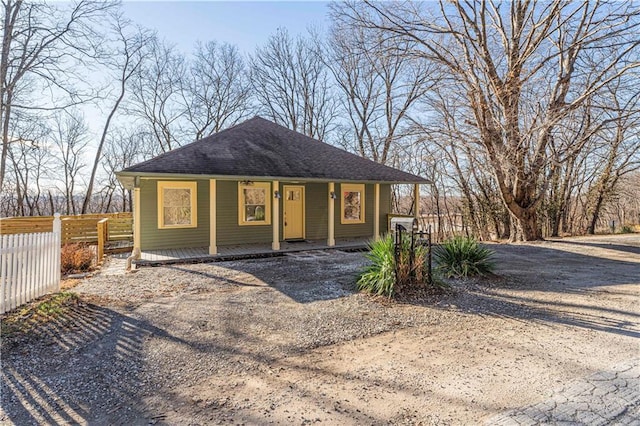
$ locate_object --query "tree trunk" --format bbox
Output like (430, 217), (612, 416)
(517, 207), (543, 241)
(500, 213), (511, 240)
(587, 192), (606, 235)
(82, 86), (126, 214)
(550, 212), (561, 238)
(504, 195), (543, 241)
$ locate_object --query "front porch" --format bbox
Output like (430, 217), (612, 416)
(134, 237), (370, 266)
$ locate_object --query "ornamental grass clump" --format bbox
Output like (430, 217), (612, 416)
(434, 236), (494, 278)
(357, 234), (433, 298)
(357, 235), (396, 297)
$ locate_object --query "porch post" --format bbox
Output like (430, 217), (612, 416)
(374, 183), (380, 240)
(209, 179), (217, 255)
(328, 182), (335, 246)
(272, 180), (280, 251)
(133, 185), (141, 251)
(414, 183), (420, 221)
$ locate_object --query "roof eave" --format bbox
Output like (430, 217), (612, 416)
(116, 171), (430, 186)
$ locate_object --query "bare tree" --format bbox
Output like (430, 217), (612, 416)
(612, 172), (640, 229)
(328, 12), (437, 164)
(129, 36), (186, 153)
(406, 81), (511, 240)
(583, 81), (640, 234)
(50, 111), (89, 215)
(335, 1), (640, 240)
(101, 126), (153, 212)
(182, 41), (252, 139)
(6, 115), (49, 216)
(81, 12), (152, 214)
(250, 28), (337, 140)
(0, 0), (112, 192)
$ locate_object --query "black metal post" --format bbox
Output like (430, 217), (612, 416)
(427, 224), (432, 285)
(409, 226), (415, 283)
(394, 223), (405, 289)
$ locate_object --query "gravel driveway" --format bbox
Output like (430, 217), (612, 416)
(1, 235), (639, 425)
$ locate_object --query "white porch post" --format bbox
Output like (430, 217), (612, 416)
(272, 180), (280, 251)
(374, 183), (380, 240)
(209, 179), (217, 255)
(328, 182), (335, 247)
(414, 183), (420, 221)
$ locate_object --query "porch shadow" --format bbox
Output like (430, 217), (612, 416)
(165, 250), (365, 304)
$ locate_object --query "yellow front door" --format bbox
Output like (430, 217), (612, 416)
(284, 185), (305, 240)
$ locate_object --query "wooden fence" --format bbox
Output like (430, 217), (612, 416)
(0, 212), (133, 265)
(0, 212), (132, 241)
(1, 215), (61, 314)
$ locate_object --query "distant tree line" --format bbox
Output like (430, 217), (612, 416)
(1, 0), (639, 240)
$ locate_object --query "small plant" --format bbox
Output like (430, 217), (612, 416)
(434, 236), (495, 278)
(357, 235), (396, 297)
(60, 243), (94, 275)
(36, 292), (78, 315)
(1, 292), (79, 338)
(357, 234), (436, 298)
(619, 225), (634, 234)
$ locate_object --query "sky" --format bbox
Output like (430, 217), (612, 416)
(121, 1), (332, 54)
(78, 1), (332, 172)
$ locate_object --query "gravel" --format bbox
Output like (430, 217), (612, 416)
(1, 250), (451, 424)
(1, 237), (638, 425)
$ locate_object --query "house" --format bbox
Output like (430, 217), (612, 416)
(116, 117), (428, 256)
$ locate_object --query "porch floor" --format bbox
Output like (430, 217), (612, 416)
(135, 237), (370, 266)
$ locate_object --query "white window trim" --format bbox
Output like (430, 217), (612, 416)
(238, 181), (272, 226)
(341, 183), (366, 224)
(157, 181), (198, 229)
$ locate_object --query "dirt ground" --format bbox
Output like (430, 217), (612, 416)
(1, 235), (638, 425)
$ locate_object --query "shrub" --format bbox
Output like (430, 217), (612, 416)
(60, 243), (94, 275)
(434, 236), (495, 278)
(357, 235), (396, 297)
(619, 225), (634, 234)
(357, 234), (434, 298)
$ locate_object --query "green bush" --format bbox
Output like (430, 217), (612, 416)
(434, 236), (495, 278)
(357, 234), (432, 298)
(357, 235), (396, 297)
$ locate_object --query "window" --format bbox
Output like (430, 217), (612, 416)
(157, 181), (198, 229)
(238, 182), (271, 225)
(341, 183), (365, 224)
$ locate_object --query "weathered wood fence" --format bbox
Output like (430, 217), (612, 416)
(1, 215), (61, 314)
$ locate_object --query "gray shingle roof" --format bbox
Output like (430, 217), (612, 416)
(120, 117), (428, 184)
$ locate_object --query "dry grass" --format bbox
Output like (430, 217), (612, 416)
(0, 292), (80, 338)
(61, 243), (94, 275)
